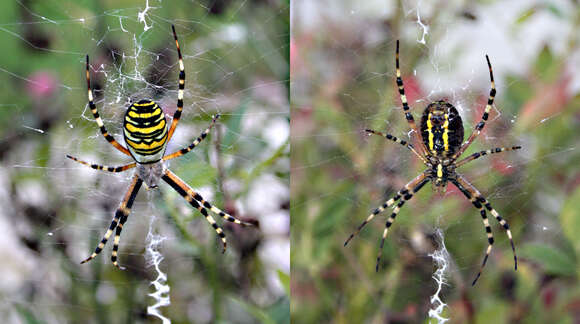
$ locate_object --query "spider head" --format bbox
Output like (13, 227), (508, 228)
(137, 162), (166, 189)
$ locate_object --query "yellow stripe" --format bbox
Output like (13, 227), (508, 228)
(125, 119), (166, 134)
(437, 164), (443, 178)
(132, 101), (155, 107)
(426, 112), (434, 152)
(442, 113), (449, 152)
(127, 108), (162, 119)
(125, 136), (167, 150)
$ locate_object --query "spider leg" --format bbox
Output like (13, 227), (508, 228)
(66, 155), (136, 173)
(375, 175), (429, 272)
(453, 55), (496, 159)
(85, 55), (132, 157)
(454, 175), (517, 278)
(166, 25), (186, 143)
(365, 129), (427, 164)
(163, 114), (220, 161)
(455, 146), (521, 168)
(161, 170), (228, 253)
(450, 178), (495, 286)
(81, 175), (142, 266)
(163, 169), (253, 226)
(395, 40), (427, 156)
(344, 173), (428, 246)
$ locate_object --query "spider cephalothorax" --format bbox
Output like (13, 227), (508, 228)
(67, 25), (253, 269)
(345, 40), (520, 286)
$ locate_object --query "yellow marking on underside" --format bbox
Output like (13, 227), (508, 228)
(125, 119), (166, 134)
(127, 108), (162, 119)
(437, 164), (443, 178)
(442, 113), (449, 151)
(426, 112), (434, 152)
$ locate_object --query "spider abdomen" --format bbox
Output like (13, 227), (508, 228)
(420, 101), (464, 158)
(123, 99), (168, 163)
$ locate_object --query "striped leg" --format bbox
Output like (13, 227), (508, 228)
(81, 175), (142, 266)
(455, 175), (517, 273)
(453, 55), (497, 159)
(456, 146), (521, 168)
(451, 178), (495, 286)
(375, 176), (429, 272)
(365, 129), (427, 164)
(66, 154), (136, 173)
(166, 25), (185, 143)
(395, 40), (427, 155)
(163, 114), (220, 161)
(344, 173), (428, 247)
(85, 55), (131, 157)
(163, 170), (253, 226)
(161, 171), (228, 253)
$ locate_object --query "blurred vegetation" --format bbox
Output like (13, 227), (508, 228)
(0, 0), (288, 323)
(291, 1), (580, 323)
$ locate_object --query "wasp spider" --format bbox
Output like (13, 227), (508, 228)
(344, 40), (520, 285)
(67, 25), (253, 269)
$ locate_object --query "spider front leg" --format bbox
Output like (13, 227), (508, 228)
(166, 25), (186, 143)
(81, 175), (143, 268)
(85, 55), (132, 157)
(453, 55), (497, 159)
(365, 129), (427, 164)
(395, 40), (428, 156)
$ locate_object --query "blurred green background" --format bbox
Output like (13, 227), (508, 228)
(291, 0), (580, 323)
(0, 0), (289, 323)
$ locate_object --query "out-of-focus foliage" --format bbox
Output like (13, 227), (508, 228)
(291, 0), (580, 323)
(0, 0), (289, 323)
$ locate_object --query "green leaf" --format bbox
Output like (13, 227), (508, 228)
(515, 7), (536, 24)
(277, 269), (290, 297)
(230, 297), (277, 324)
(222, 98), (249, 149)
(520, 243), (576, 277)
(561, 185), (580, 256)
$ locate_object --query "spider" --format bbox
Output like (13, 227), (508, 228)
(344, 40), (520, 286)
(67, 25), (253, 270)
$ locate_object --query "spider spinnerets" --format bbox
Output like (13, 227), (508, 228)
(344, 40), (521, 286)
(67, 25), (254, 270)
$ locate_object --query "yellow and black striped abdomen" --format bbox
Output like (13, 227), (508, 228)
(420, 101), (464, 158)
(123, 100), (168, 163)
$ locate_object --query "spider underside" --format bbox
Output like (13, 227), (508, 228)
(344, 40), (520, 286)
(67, 25), (254, 270)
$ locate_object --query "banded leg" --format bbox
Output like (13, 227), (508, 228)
(344, 173), (428, 247)
(161, 171), (227, 253)
(456, 146), (521, 168)
(163, 114), (220, 161)
(455, 175), (517, 272)
(375, 176), (429, 272)
(166, 24), (185, 143)
(451, 178), (495, 286)
(85, 55), (131, 157)
(81, 175), (142, 265)
(163, 170), (253, 226)
(66, 154), (136, 173)
(395, 40), (427, 155)
(365, 129), (427, 164)
(453, 55), (497, 159)
(111, 211), (129, 269)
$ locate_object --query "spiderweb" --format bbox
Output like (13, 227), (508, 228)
(1, 0), (289, 323)
(291, 0), (579, 322)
